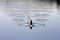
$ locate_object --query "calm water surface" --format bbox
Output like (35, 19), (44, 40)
(0, 0), (60, 40)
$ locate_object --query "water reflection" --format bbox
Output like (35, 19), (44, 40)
(4, 0), (56, 29)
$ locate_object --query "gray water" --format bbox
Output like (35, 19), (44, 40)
(0, 0), (60, 40)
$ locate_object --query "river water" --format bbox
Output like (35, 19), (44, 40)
(0, 0), (60, 40)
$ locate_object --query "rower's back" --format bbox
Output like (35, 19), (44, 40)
(30, 20), (32, 25)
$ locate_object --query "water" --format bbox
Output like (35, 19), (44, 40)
(0, 0), (60, 40)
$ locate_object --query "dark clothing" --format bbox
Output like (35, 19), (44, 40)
(30, 20), (32, 25)
(56, 0), (60, 6)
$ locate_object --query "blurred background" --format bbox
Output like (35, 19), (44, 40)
(0, 0), (60, 40)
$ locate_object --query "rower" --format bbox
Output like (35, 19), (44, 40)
(29, 20), (33, 29)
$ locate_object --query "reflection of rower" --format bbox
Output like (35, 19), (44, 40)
(29, 20), (33, 29)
